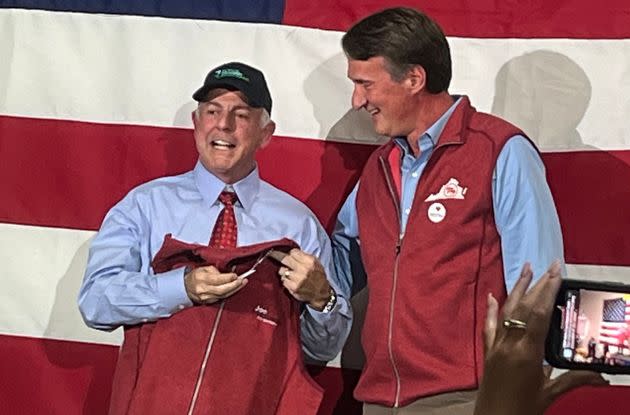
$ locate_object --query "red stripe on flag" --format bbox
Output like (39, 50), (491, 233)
(544, 150), (630, 266)
(0, 335), (118, 415)
(546, 384), (630, 415)
(283, 0), (630, 39)
(257, 135), (372, 231)
(3, 116), (630, 265)
(0, 115), (197, 231)
(0, 334), (363, 415)
(0, 334), (627, 415)
(0, 115), (372, 232)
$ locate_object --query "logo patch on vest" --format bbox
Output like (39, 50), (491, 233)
(254, 305), (278, 326)
(425, 178), (467, 202)
(427, 202), (446, 223)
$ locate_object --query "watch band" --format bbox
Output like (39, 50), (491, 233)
(321, 287), (337, 313)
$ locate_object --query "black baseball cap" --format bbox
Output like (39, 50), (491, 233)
(192, 62), (272, 115)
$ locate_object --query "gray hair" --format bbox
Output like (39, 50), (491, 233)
(195, 104), (271, 128)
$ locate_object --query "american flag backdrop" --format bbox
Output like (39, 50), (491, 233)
(1, 1), (629, 414)
(600, 296), (630, 346)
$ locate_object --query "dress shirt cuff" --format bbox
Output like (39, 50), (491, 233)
(155, 267), (194, 315)
(305, 294), (350, 323)
(301, 295), (352, 361)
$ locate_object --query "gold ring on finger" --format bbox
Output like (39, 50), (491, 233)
(503, 318), (527, 330)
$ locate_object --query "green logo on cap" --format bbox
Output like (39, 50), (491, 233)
(213, 68), (250, 82)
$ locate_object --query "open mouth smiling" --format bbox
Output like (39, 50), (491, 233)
(211, 139), (236, 149)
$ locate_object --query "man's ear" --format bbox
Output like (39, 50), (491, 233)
(406, 65), (426, 94)
(191, 110), (198, 127)
(259, 120), (276, 149)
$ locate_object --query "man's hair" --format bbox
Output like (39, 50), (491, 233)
(259, 108), (271, 127)
(342, 7), (452, 93)
(195, 103), (271, 128)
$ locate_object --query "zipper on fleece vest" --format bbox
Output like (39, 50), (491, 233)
(378, 156), (404, 407)
(187, 301), (226, 415)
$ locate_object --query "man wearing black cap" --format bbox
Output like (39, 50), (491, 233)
(79, 62), (351, 413)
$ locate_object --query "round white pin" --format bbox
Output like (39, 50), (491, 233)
(427, 202), (446, 223)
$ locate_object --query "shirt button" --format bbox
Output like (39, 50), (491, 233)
(178, 304), (185, 310)
(142, 318), (148, 323)
(411, 172), (419, 178)
(404, 208), (411, 215)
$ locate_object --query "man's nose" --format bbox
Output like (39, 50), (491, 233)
(217, 112), (235, 131)
(351, 86), (367, 110)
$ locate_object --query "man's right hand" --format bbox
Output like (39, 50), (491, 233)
(184, 265), (247, 304)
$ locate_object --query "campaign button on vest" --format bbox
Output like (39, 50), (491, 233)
(428, 202), (446, 223)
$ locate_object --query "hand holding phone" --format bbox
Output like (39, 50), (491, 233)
(475, 262), (607, 415)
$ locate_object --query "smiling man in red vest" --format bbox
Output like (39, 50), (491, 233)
(329, 7), (566, 415)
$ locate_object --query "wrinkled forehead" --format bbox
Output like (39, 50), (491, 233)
(347, 56), (392, 79)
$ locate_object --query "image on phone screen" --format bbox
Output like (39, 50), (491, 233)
(556, 287), (630, 368)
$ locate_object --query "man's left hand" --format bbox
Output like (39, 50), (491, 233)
(277, 249), (331, 311)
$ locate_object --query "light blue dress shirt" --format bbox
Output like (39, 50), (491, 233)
(332, 98), (565, 298)
(79, 161), (351, 361)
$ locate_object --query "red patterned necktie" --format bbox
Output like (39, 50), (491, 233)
(209, 191), (238, 248)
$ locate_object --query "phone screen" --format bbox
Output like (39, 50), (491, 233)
(554, 287), (630, 369)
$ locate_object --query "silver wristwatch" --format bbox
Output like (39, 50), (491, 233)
(321, 287), (337, 313)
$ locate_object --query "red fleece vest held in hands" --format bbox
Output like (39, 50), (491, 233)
(108, 236), (323, 415)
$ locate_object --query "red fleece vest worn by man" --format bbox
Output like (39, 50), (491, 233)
(354, 96), (531, 406)
(108, 235), (323, 415)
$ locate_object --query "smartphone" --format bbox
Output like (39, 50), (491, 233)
(546, 278), (630, 374)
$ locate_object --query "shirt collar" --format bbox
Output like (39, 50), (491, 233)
(393, 96), (463, 155)
(193, 160), (260, 211)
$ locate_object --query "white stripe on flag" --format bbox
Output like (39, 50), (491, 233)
(566, 264), (630, 284)
(0, 223), (122, 345)
(1, 222), (628, 352)
(1, 9), (630, 150)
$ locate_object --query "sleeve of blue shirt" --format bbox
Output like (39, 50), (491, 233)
(305, 182), (364, 362)
(78, 195), (193, 330)
(493, 135), (566, 292)
(299, 219), (354, 362)
(330, 183), (366, 301)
